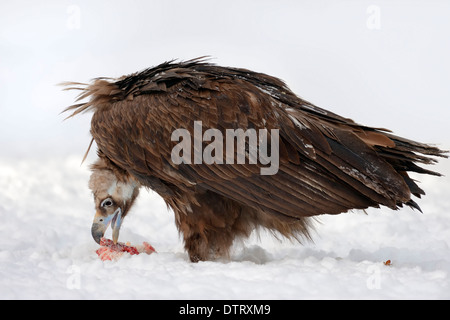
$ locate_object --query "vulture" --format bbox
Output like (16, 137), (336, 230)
(63, 57), (447, 262)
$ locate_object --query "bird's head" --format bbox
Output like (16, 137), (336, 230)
(88, 161), (140, 244)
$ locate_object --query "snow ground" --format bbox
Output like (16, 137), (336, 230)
(1, 155), (449, 300)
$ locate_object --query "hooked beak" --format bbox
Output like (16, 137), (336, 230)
(91, 208), (123, 244)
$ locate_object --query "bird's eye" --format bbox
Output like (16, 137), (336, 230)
(101, 198), (114, 208)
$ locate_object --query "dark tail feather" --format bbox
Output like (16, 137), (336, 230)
(405, 199), (423, 213)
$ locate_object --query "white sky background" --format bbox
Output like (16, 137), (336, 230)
(1, 0), (449, 160)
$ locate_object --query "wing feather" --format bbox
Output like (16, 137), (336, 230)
(84, 61), (446, 221)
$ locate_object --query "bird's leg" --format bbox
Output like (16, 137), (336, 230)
(177, 213), (234, 262)
(183, 229), (234, 262)
(172, 190), (257, 262)
(184, 232), (208, 263)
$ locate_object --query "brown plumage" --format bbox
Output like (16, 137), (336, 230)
(63, 57), (447, 262)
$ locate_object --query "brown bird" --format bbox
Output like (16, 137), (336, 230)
(63, 57), (447, 262)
